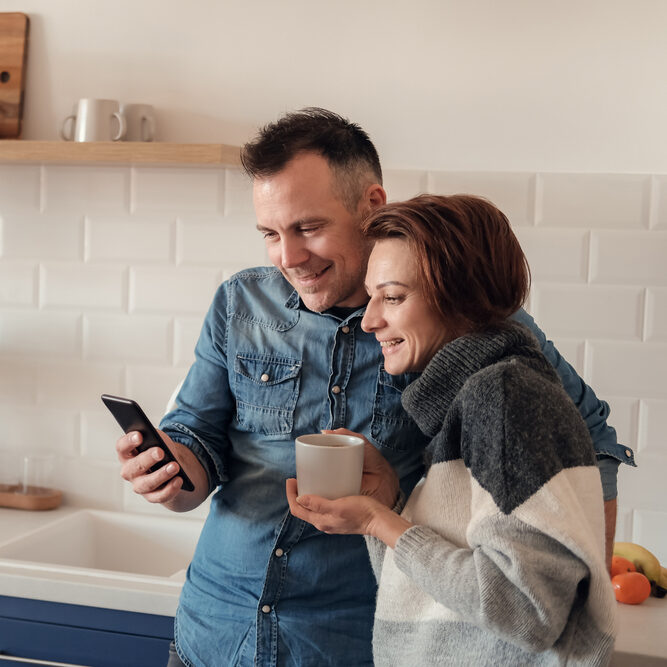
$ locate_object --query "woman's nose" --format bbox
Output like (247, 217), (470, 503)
(361, 301), (381, 332)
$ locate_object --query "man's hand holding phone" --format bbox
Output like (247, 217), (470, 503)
(115, 427), (209, 512)
(104, 394), (209, 512)
(116, 428), (187, 503)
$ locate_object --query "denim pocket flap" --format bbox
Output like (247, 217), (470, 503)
(235, 354), (301, 386)
(234, 353), (301, 437)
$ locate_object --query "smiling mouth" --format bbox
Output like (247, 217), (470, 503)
(379, 338), (403, 348)
(291, 265), (331, 285)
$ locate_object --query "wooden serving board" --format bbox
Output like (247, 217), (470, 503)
(0, 12), (29, 138)
(0, 484), (63, 511)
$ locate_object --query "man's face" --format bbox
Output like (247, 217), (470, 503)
(254, 152), (383, 312)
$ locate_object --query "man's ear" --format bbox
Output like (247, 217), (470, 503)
(365, 183), (387, 211)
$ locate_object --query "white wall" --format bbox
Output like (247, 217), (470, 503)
(1, 2), (666, 557)
(7, 0), (667, 172)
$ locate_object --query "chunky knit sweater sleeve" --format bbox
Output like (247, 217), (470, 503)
(371, 327), (616, 666)
(364, 492), (407, 582)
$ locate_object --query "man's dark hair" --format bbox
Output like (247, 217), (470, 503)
(240, 107), (383, 211)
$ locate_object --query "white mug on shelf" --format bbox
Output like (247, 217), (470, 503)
(59, 102), (78, 141)
(60, 98), (126, 142)
(120, 103), (156, 142)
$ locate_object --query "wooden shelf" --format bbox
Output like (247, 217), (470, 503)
(0, 140), (242, 166)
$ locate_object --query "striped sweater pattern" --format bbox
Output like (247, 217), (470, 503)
(367, 323), (616, 666)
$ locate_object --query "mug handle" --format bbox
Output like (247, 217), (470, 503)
(112, 112), (127, 141)
(141, 115), (156, 142)
(60, 115), (76, 141)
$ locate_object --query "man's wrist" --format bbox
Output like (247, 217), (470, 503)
(597, 455), (621, 502)
(604, 498), (617, 574)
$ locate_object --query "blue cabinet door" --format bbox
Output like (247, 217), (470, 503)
(0, 595), (174, 667)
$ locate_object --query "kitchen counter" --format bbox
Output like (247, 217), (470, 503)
(612, 597), (667, 665)
(1, 506), (666, 661)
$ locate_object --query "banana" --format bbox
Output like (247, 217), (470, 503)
(660, 566), (667, 589)
(613, 542), (662, 584)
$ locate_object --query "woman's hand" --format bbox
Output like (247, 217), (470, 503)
(323, 428), (400, 508)
(286, 479), (414, 547)
(286, 478), (383, 535)
(287, 430), (412, 545)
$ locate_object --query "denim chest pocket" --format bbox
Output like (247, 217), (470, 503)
(370, 368), (427, 451)
(234, 353), (302, 437)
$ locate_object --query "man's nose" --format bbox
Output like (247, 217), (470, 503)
(281, 238), (309, 268)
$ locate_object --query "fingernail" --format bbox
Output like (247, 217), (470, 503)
(131, 433), (141, 444)
(166, 463), (176, 473)
(152, 449), (162, 460)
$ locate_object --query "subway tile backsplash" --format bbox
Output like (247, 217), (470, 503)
(429, 171), (537, 226)
(537, 173), (651, 229)
(591, 230), (667, 285)
(1, 164), (665, 558)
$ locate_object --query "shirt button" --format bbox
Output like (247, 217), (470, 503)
(625, 449), (632, 458)
(332, 385), (341, 394)
(275, 548), (284, 557)
(260, 373), (270, 382)
(261, 604), (271, 614)
(341, 325), (350, 334)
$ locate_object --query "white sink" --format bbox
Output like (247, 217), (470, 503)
(0, 509), (203, 579)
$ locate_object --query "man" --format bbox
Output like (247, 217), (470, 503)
(117, 108), (634, 667)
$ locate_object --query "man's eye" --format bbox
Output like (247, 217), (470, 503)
(299, 226), (319, 235)
(262, 231), (278, 241)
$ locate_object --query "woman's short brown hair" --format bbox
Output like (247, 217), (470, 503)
(362, 194), (531, 336)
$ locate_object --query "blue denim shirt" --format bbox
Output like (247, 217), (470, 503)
(161, 267), (634, 667)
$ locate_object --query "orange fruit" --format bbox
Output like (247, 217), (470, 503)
(611, 555), (637, 578)
(612, 571), (651, 605)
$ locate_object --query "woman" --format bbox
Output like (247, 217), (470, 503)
(286, 194), (616, 666)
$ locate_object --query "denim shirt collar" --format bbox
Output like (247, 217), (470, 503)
(286, 287), (367, 324)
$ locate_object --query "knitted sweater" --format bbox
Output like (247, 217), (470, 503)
(367, 323), (616, 666)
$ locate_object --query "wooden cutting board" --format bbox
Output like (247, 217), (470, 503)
(0, 12), (29, 138)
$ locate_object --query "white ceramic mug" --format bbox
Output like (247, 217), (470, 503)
(60, 98), (126, 142)
(120, 103), (156, 142)
(59, 103), (78, 141)
(295, 433), (364, 500)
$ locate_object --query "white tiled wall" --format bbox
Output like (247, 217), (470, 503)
(0, 164), (262, 519)
(1, 164), (666, 560)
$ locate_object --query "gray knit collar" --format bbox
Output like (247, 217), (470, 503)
(401, 322), (543, 437)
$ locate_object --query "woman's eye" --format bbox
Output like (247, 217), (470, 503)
(384, 295), (403, 304)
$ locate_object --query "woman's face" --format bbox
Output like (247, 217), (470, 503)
(361, 238), (451, 375)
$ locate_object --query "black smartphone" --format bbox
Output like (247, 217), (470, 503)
(101, 393), (194, 492)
